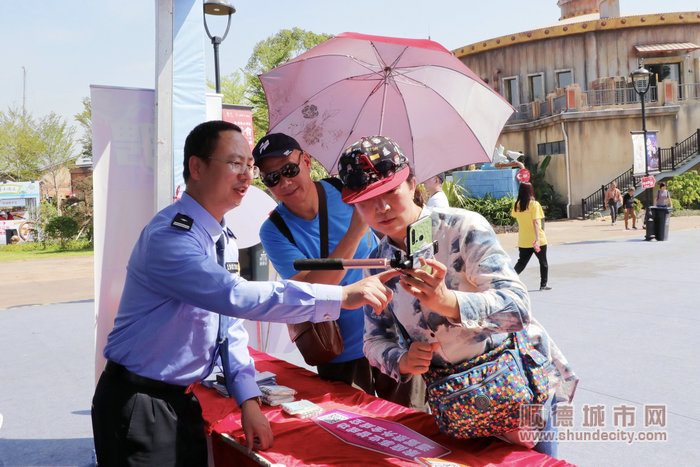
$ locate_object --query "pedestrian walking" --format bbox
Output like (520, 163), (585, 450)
(604, 182), (622, 225)
(511, 182), (551, 290)
(623, 188), (638, 230)
(656, 182), (673, 208)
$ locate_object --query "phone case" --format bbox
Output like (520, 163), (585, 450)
(407, 216), (432, 255)
(406, 217), (433, 273)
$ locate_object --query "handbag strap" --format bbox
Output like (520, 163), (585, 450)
(315, 182), (329, 258)
(268, 181), (332, 255)
(269, 209), (296, 246)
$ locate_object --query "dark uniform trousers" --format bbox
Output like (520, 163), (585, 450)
(91, 361), (208, 467)
(317, 356), (428, 412)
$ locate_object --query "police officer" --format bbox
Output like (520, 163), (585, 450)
(91, 120), (398, 466)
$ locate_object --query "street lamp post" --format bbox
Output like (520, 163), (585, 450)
(22, 66), (27, 118)
(630, 65), (652, 176)
(203, 0), (236, 94)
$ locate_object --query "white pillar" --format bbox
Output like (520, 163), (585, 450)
(156, 0), (174, 211)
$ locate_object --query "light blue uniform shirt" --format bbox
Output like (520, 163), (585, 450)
(104, 192), (341, 405)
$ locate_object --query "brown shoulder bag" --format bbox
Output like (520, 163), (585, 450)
(270, 181), (343, 366)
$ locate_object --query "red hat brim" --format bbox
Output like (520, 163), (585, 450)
(341, 166), (410, 204)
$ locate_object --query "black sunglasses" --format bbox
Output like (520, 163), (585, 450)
(261, 152), (303, 187)
(339, 152), (407, 190)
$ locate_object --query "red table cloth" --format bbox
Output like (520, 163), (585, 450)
(192, 348), (574, 466)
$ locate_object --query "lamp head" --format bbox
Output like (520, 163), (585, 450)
(204, 0), (235, 15)
(630, 66), (651, 94)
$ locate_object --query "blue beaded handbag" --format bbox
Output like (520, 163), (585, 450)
(422, 331), (549, 440)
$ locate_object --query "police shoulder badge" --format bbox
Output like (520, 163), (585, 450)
(171, 213), (193, 231)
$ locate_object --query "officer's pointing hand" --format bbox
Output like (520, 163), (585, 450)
(341, 269), (400, 314)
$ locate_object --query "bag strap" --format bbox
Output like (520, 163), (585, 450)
(315, 182), (329, 258)
(269, 209), (296, 247)
(268, 182), (330, 258)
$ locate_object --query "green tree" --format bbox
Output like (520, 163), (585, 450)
(0, 108), (76, 214)
(74, 97), (92, 159)
(0, 108), (44, 180)
(208, 70), (247, 105)
(63, 174), (94, 242)
(244, 28), (331, 140)
(37, 199), (60, 240)
(667, 170), (700, 209)
(39, 113), (77, 214)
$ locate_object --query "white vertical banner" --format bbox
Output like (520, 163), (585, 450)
(91, 85), (156, 383)
(631, 130), (660, 176)
(631, 132), (646, 176)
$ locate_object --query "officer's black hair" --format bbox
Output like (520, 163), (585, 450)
(183, 120), (242, 182)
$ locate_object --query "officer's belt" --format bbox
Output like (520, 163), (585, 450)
(105, 360), (188, 393)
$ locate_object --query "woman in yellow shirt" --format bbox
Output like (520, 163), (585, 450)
(511, 182), (551, 290)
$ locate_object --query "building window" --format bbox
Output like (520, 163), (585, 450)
(556, 69), (573, 89)
(646, 62), (681, 86)
(528, 73), (545, 101)
(537, 140), (565, 156)
(503, 76), (519, 106)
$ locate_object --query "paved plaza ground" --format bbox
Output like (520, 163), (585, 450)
(1, 215), (699, 466)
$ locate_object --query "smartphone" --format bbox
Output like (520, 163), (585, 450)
(406, 217), (433, 273)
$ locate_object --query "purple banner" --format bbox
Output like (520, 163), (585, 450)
(314, 410), (450, 461)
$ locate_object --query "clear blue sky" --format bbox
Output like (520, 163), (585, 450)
(0, 0), (697, 130)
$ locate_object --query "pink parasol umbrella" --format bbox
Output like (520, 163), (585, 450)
(260, 32), (514, 182)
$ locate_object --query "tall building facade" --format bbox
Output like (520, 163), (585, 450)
(455, 0), (700, 217)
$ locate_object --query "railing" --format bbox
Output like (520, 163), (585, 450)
(658, 129), (700, 171)
(580, 168), (637, 218)
(505, 82), (700, 124)
(583, 86), (657, 107)
(553, 94), (567, 113)
(678, 83), (700, 101)
(581, 129), (700, 218)
(508, 104), (533, 122)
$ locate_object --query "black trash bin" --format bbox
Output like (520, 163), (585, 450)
(653, 206), (672, 241)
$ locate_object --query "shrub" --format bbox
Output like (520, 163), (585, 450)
(667, 170), (700, 209)
(37, 199), (60, 240)
(0, 238), (91, 252)
(462, 194), (517, 226)
(443, 178), (469, 208)
(44, 216), (79, 247)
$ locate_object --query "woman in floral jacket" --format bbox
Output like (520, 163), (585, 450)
(337, 135), (577, 458)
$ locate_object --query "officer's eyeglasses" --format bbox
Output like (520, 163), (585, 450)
(339, 152), (408, 190)
(261, 151), (304, 187)
(209, 158), (260, 179)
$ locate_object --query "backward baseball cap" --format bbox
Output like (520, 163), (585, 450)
(252, 133), (302, 165)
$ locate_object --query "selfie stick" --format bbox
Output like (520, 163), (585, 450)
(293, 242), (438, 271)
(293, 258), (395, 271)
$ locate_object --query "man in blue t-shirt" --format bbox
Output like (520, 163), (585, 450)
(255, 134), (425, 409)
